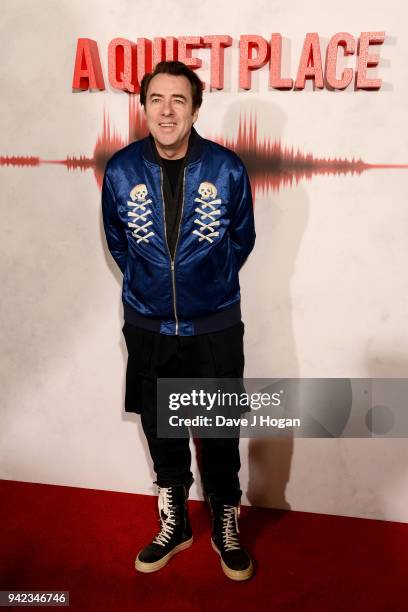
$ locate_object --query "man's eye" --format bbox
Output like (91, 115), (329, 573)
(174, 99), (184, 104)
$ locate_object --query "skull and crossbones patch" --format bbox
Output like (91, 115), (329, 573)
(127, 183), (155, 244)
(193, 181), (222, 244)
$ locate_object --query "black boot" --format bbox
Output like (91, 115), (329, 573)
(135, 484), (193, 573)
(207, 493), (253, 581)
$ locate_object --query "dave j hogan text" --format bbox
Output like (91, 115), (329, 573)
(168, 415), (301, 429)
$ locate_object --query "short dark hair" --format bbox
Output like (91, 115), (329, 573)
(140, 60), (203, 111)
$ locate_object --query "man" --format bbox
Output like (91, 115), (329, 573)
(102, 60), (256, 581)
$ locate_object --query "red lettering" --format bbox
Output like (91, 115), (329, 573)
(325, 33), (355, 90)
(72, 38), (105, 91)
(239, 35), (270, 90)
(269, 34), (293, 90)
(108, 38), (137, 93)
(152, 37), (178, 67)
(203, 35), (232, 89)
(356, 31), (385, 90)
(178, 36), (203, 69)
(72, 33), (386, 94)
(136, 38), (153, 91)
(295, 33), (324, 90)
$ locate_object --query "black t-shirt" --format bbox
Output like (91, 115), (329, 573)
(160, 156), (185, 258)
(160, 156), (184, 197)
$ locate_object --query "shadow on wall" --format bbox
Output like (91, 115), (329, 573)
(365, 353), (408, 438)
(365, 352), (408, 379)
(220, 98), (309, 510)
(365, 354), (408, 521)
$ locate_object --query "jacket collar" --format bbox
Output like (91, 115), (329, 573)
(142, 126), (204, 165)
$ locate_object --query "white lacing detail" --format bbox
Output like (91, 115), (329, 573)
(127, 199), (155, 244)
(222, 505), (241, 551)
(193, 197), (222, 243)
(152, 487), (177, 547)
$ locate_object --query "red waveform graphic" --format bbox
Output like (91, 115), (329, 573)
(0, 156), (40, 167)
(1, 97), (407, 197)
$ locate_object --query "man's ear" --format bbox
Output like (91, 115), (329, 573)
(192, 107), (199, 124)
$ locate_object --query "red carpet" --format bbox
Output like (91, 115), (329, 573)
(1, 479), (407, 611)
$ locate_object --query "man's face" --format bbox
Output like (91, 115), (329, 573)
(144, 73), (199, 159)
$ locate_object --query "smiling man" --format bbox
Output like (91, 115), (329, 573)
(144, 71), (199, 158)
(102, 61), (256, 581)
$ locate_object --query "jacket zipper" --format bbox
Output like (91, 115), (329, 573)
(160, 166), (187, 335)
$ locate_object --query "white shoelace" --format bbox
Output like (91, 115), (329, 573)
(152, 487), (177, 547)
(222, 505), (241, 551)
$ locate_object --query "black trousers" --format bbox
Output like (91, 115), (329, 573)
(122, 321), (245, 505)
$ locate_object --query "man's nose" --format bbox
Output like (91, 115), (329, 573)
(161, 99), (174, 115)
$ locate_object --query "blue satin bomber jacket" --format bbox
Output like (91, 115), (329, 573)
(101, 127), (256, 336)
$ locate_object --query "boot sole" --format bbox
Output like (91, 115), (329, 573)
(211, 538), (254, 581)
(135, 536), (193, 573)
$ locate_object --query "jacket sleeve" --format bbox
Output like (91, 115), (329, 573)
(229, 163), (256, 270)
(101, 169), (128, 274)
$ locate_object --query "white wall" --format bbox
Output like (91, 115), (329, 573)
(1, 0), (408, 522)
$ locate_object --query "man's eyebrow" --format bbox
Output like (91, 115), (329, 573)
(149, 92), (188, 100)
